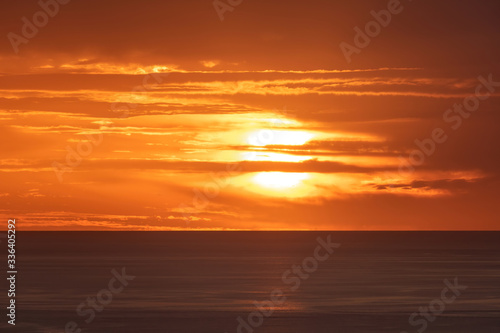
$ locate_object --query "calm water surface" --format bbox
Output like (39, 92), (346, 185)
(1, 231), (499, 332)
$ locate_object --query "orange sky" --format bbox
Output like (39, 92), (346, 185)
(1, 0), (499, 230)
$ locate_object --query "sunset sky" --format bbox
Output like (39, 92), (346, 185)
(1, 0), (499, 230)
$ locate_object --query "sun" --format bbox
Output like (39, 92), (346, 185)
(246, 130), (314, 146)
(252, 172), (310, 189)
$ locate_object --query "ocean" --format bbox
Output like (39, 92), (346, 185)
(1, 231), (499, 332)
